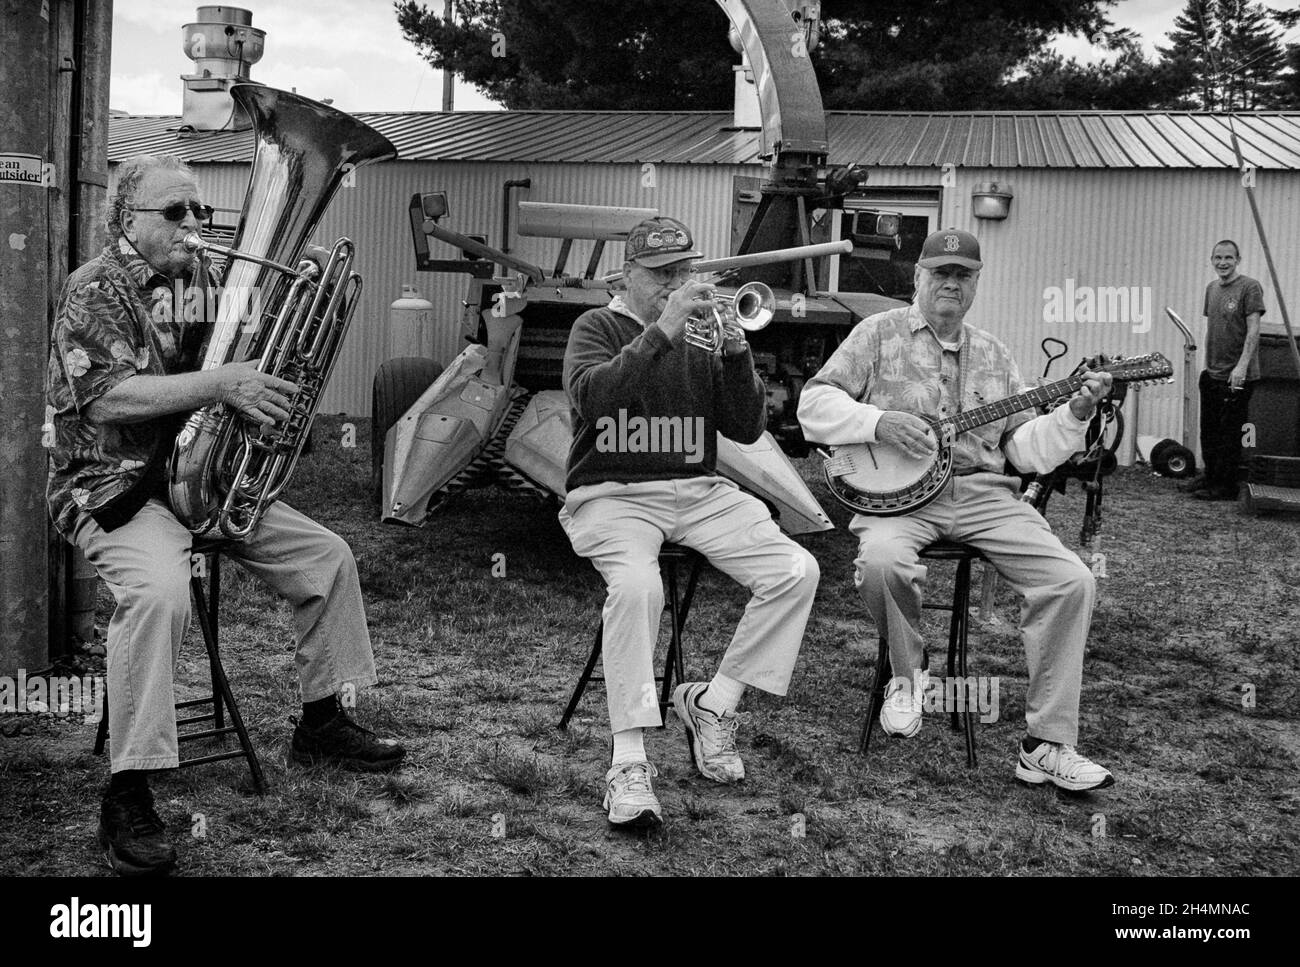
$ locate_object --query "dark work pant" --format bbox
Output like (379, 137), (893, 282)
(1198, 370), (1255, 494)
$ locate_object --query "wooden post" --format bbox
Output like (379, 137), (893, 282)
(0, 0), (54, 675)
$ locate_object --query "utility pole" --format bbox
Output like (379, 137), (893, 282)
(441, 0), (454, 112)
(1, 0), (112, 676)
(0, 0), (55, 676)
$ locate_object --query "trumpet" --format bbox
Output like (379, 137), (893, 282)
(684, 281), (775, 353)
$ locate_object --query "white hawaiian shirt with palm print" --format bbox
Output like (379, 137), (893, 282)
(801, 302), (1088, 475)
(46, 238), (215, 535)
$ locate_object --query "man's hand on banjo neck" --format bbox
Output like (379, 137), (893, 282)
(873, 368), (1113, 460)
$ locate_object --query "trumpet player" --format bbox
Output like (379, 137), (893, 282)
(46, 154), (404, 877)
(561, 216), (819, 828)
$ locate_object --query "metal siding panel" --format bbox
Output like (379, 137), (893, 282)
(111, 112), (1300, 169)
(1144, 115), (1217, 167)
(1078, 116), (1132, 167)
(993, 116), (1019, 168)
(1119, 115), (1181, 167)
(1215, 115), (1300, 169)
(1247, 115), (1300, 168)
(1036, 116), (1075, 167)
(1057, 116), (1103, 167)
(964, 117), (993, 167)
(935, 115), (973, 167)
(1169, 115), (1235, 167)
(1013, 117), (1046, 167)
(1104, 116), (1162, 167)
(873, 116), (925, 166)
(910, 116), (950, 167)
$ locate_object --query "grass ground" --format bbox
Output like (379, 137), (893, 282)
(3, 414), (1297, 877)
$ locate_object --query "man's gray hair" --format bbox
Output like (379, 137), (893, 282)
(106, 154), (197, 240)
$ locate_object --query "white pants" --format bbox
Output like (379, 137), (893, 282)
(850, 472), (1095, 745)
(72, 499), (377, 772)
(560, 477), (819, 733)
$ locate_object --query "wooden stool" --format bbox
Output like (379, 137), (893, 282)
(558, 543), (704, 729)
(94, 538), (266, 793)
(860, 540), (985, 767)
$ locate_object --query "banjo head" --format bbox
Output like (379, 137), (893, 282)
(823, 430), (954, 516)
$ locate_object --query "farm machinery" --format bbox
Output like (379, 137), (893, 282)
(372, 0), (910, 535)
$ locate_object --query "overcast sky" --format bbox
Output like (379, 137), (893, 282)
(110, 0), (1190, 116)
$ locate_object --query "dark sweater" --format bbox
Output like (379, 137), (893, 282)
(563, 303), (767, 491)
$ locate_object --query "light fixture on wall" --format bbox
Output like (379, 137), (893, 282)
(972, 181), (1013, 220)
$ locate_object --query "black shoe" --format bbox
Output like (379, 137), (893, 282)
(1178, 474), (1209, 494)
(291, 710), (405, 772)
(98, 785), (177, 877)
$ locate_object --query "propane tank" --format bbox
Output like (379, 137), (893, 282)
(389, 285), (434, 361)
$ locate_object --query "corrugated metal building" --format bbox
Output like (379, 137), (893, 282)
(107, 110), (1300, 457)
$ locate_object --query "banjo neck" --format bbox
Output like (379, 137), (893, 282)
(934, 373), (1089, 442)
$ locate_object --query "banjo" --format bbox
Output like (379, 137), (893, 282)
(821, 352), (1173, 517)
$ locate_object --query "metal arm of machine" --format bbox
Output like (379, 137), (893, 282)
(715, 0), (828, 184)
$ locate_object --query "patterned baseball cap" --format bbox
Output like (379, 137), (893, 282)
(624, 216), (703, 268)
(917, 228), (982, 270)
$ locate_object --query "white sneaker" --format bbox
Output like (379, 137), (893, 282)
(603, 760), (663, 828)
(672, 682), (745, 783)
(879, 673), (924, 738)
(1016, 741), (1114, 792)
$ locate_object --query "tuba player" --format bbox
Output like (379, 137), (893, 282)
(46, 154), (405, 876)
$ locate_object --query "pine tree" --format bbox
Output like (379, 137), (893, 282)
(395, 0), (1161, 111)
(1156, 0), (1286, 109)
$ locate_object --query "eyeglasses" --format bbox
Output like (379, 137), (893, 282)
(639, 263), (694, 283)
(130, 201), (214, 223)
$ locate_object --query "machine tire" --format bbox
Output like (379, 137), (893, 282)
(372, 356), (443, 508)
(1149, 438), (1175, 468)
(1151, 439), (1196, 478)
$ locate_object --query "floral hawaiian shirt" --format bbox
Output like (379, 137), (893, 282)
(807, 302), (1035, 473)
(46, 238), (215, 535)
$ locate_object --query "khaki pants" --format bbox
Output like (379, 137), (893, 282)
(850, 472), (1095, 746)
(72, 499), (377, 772)
(560, 477), (819, 733)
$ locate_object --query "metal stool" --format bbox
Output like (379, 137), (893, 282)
(559, 543), (704, 729)
(94, 538), (267, 793)
(860, 540), (985, 767)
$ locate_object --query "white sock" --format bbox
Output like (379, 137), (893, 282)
(697, 673), (745, 716)
(611, 728), (646, 767)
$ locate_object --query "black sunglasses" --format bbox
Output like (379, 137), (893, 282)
(131, 201), (214, 223)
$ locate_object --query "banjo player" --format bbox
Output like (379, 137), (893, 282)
(798, 228), (1116, 792)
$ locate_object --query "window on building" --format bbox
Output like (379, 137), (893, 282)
(827, 190), (941, 301)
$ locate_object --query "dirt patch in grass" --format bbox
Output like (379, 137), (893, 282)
(3, 415), (1297, 876)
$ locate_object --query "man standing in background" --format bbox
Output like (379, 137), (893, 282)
(1182, 240), (1265, 501)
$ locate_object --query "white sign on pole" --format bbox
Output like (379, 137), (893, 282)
(0, 154), (45, 186)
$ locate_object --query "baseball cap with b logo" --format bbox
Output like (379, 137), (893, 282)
(625, 216), (703, 268)
(917, 228), (982, 270)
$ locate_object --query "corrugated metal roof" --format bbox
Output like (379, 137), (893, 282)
(109, 110), (1300, 169)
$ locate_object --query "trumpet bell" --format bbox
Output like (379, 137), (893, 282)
(683, 280), (775, 352)
(728, 281), (775, 332)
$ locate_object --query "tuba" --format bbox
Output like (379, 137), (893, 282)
(169, 84), (397, 539)
(683, 280), (775, 353)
